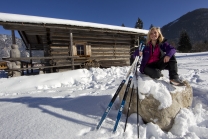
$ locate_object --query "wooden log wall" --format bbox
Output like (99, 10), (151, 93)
(1, 23), (140, 71)
(91, 44), (131, 66)
(40, 29), (137, 69)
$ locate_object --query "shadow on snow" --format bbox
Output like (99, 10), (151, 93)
(0, 95), (114, 128)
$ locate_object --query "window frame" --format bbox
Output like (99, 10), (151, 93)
(75, 44), (85, 56)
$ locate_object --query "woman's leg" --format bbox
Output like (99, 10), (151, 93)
(156, 55), (179, 79)
(143, 63), (162, 79)
(146, 56), (184, 86)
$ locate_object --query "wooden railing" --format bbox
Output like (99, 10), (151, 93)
(2, 56), (79, 73)
(2, 55), (130, 77)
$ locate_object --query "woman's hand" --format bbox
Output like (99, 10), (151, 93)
(164, 56), (170, 63)
(139, 51), (143, 57)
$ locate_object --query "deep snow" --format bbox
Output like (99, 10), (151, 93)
(0, 52), (208, 139)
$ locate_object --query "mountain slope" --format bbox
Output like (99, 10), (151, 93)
(0, 34), (27, 59)
(161, 8), (208, 45)
(0, 34), (43, 59)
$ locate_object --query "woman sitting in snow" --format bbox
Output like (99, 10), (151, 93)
(139, 27), (184, 86)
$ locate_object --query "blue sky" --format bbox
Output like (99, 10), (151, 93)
(0, 0), (208, 36)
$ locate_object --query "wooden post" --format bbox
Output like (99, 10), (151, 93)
(21, 62), (24, 75)
(69, 31), (74, 70)
(45, 28), (52, 73)
(29, 44), (33, 73)
(11, 30), (16, 44)
(26, 63), (29, 74)
(43, 44), (51, 73)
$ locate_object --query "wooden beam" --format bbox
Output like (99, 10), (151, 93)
(29, 44), (33, 72)
(92, 49), (129, 53)
(36, 35), (42, 44)
(91, 46), (130, 49)
(40, 36), (133, 42)
(50, 51), (69, 55)
(24, 30), (133, 38)
(94, 52), (131, 56)
(50, 46), (69, 50)
(2, 56), (79, 61)
(11, 30), (16, 44)
(18, 31), (30, 48)
(49, 39), (131, 44)
(1, 22), (144, 35)
(5, 63), (83, 71)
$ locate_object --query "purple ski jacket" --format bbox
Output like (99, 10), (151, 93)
(139, 42), (176, 73)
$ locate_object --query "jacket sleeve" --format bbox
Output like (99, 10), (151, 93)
(139, 47), (149, 73)
(132, 49), (139, 59)
(160, 42), (176, 57)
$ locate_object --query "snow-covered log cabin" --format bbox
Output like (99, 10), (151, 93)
(0, 12), (148, 76)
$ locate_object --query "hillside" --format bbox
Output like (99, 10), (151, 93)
(0, 34), (42, 60)
(0, 34), (27, 59)
(161, 8), (208, 47)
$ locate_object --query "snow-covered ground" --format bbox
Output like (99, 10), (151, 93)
(0, 52), (208, 139)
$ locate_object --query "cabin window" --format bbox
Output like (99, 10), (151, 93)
(76, 45), (84, 55)
(73, 44), (91, 56)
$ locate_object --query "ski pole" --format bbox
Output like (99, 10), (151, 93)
(124, 83), (134, 132)
(137, 85), (139, 138)
(96, 57), (139, 130)
(113, 56), (139, 133)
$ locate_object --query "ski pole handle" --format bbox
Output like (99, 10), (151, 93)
(138, 42), (145, 57)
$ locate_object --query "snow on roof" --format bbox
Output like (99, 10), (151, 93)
(0, 12), (148, 34)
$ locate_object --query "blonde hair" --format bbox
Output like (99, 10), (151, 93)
(146, 27), (164, 44)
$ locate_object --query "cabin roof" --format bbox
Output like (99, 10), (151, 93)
(0, 12), (148, 50)
(0, 12), (148, 34)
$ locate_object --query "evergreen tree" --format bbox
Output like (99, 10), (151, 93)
(178, 30), (192, 52)
(121, 23), (125, 27)
(149, 24), (154, 29)
(135, 18), (145, 45)
(135, 18), (143, 29)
